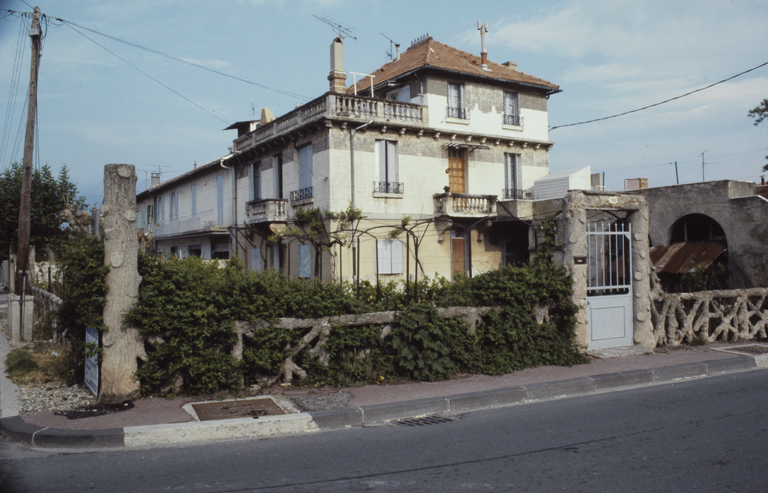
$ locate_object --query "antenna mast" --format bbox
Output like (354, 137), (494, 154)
(313, 15), (356, 40)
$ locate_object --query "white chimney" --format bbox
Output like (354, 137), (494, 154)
(328, 37), (347, 93)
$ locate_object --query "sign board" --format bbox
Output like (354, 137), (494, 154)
(84, 326), (99, 396)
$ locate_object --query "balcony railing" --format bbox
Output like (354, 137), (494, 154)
(233, 94), (427, 152)
(434, 192), (497, 217)
(503, 114), (523, 126)
(373, 181), (404, 194)
(290, 186), (314, 202)
(446, 107), (469, 120)
(245, 198), (288, 223)
(503, 188), (526, 200)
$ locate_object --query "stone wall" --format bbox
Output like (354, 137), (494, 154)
(32, 286), (61, 332)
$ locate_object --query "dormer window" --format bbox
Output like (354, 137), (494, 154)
(447, 82), (468, 119)
(504, 91), (520, 126)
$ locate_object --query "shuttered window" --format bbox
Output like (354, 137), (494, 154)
(377, 239), (403, 275)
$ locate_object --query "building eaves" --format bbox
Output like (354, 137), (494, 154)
(136, 158), (224, 200)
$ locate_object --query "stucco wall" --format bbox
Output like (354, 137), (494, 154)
(636, 180), (768, 288)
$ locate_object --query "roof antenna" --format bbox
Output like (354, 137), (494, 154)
(382, 32), (397, 60)
(313, 15), (356, 40)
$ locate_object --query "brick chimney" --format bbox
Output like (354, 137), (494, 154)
(328, 37), (347, 93)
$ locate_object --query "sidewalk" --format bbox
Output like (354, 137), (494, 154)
(1, 291), (765, 448)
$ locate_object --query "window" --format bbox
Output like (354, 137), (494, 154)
(504, 153), (523, 199)
(298, 145), (312, 190)
(377, 239), (403, 275)
(250, 248), (261, 272)
(375, 140), (401, 193)
(504, 91), (520, 126)
(169, 192), (179, 221)
(191, 185), (197, 217)
(189, 245), (202, 257)
(250, 162), (261, 201)
(297, 244), (312, 278)
(505, 238), (528, 266)
(146, 205), (153, 226)
(447, 82), (467, 119)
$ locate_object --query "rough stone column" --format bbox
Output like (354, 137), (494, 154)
(561, 192), (589, 347)
(100, 164), (145, 403)
(628, 198), (654, 348)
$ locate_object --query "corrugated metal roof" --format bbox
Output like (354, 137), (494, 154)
(650, 241), (726, 274)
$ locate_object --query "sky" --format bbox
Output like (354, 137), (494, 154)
(0, 0), (767, 205)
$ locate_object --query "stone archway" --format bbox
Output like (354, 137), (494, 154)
(668, 213), (727, 247)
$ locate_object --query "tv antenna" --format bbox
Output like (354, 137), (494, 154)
(382, 32), (397, 59)
(313, 15), (356, 40)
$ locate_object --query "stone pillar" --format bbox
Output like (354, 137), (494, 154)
(100, 164), (145, 403)
(628, 199), (654, 348)
(561, 192), (589, 347)
(7, 295), (33, 343)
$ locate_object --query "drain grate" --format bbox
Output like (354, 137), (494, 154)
(395, 415), (456, 427)
(726, 344), (768, 355)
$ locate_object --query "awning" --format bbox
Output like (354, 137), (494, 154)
(443, 142), (490, 150)
(649, 241), (726, 274)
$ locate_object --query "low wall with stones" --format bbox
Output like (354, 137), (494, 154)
(231, 306), (548, 384)
(651, 287), (768, 346)
(32, 286), (61, 331)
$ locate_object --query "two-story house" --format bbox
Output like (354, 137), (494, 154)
(137, 33), (561, 283)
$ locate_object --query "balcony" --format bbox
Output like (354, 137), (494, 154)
(233, 94), (428, 153)
(503, 188), (526, 200)
(503, 114), (523, 127)
(373, 181), (404, 194)
(290, 186), (314, 203)
(446, 107), (470, 120)
(245, 198), (288, 224)
(433, 192), (497, 218)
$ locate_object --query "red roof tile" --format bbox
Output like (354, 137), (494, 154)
(348, 37), (559, 94)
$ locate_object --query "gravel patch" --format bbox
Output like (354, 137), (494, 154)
(19, 381), (97, 414)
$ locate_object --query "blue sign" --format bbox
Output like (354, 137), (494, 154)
(85, 327), (99, 396)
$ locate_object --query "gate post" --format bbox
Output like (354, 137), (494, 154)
(627, 204), (654, 348)
(561, 193), (590, 347)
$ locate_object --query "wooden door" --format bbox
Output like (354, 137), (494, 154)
(452, 236), (465, 278)
(448, 148), (465, 193)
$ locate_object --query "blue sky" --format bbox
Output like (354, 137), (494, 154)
(1, 0), (767, 204)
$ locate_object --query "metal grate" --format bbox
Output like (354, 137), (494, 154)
(395, 415), (456, 427)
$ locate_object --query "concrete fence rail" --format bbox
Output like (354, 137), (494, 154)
(652, 287), (768, 346)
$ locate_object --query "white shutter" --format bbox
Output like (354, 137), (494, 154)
(377, 240), (391, 275)
(250, 248), (261, 272)
(376, 141), (387, 182)
(448, 83), (461, 109)
(390, 240), (403, 274)
(298, 244), (311, 278)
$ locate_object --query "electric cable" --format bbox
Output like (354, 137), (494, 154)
(63, 22), (231, 125)
(550, 60), (768, 131)
(54, 17), (312, 101)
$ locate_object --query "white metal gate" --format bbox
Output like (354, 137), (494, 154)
(586, 221), (633, 349)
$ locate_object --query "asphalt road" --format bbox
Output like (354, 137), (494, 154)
(2, 369), (767, 492)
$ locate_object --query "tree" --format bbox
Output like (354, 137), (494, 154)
(748, 99), (768, 171)
(0, 163), (86, 261)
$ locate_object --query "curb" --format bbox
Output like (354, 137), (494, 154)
(0, 355), (758, 449)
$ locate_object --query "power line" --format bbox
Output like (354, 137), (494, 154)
(53, 17), (312, 101)
(63, 22), (231, 125)
(550, 60), (768, 131)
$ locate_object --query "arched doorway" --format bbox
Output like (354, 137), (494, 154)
(668, 213), (727, 247)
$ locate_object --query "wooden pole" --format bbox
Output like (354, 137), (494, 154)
(15, 7), (41, 296)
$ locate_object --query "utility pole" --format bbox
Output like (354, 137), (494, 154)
(700, 150), (707, 182)
(15, 6), (41, 297)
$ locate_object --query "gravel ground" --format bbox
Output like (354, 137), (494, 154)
(283, 391), (353, 412)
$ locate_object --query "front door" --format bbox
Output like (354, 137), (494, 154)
(448, 148), (465, 194)
(586, 221), (633, 349)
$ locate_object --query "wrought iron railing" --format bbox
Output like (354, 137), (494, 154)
(504, 114), (522, 126)
(290, 186), (313, 202)
(446, 107), (469, 120)
(373, 181), (404, 194)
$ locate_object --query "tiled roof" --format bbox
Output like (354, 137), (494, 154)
(348, 37), (559, 94)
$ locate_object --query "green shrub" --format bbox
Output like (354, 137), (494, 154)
(5, 348), (38, 378)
